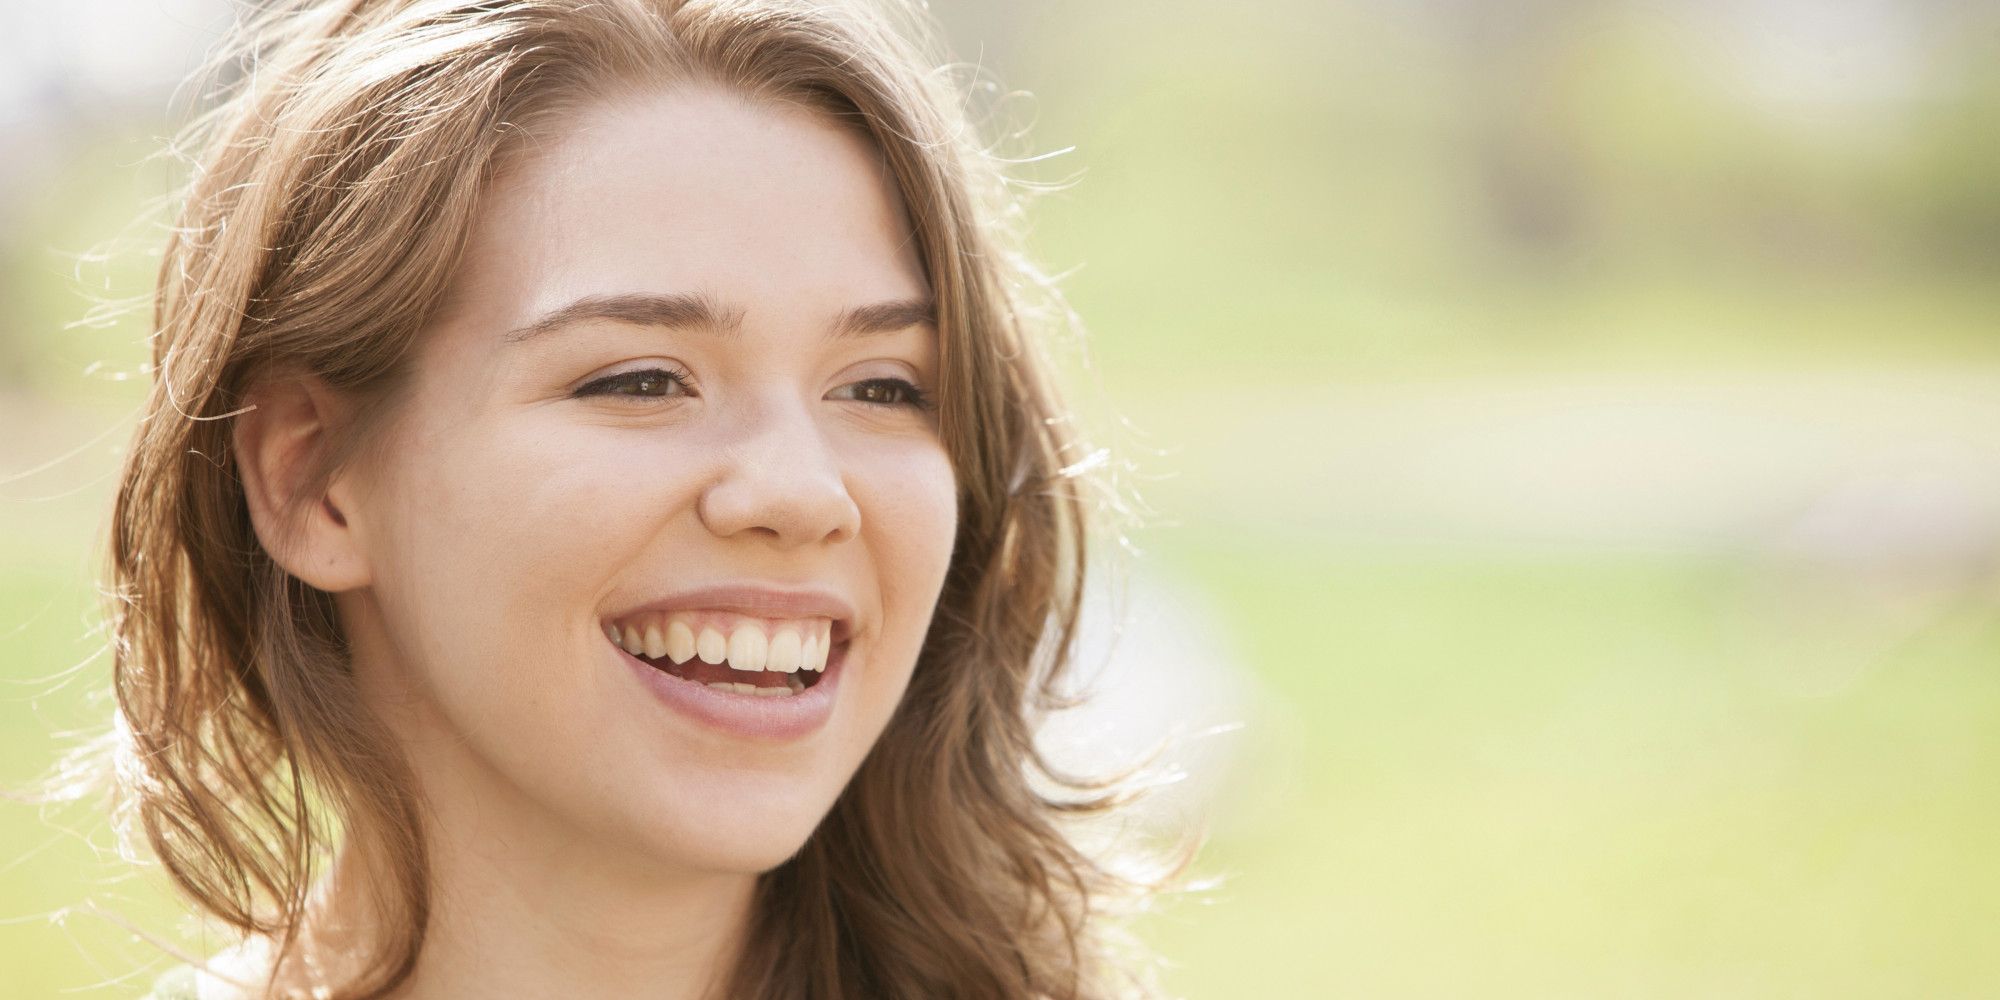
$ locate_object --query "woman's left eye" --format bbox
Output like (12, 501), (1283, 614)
(831, 377), (934, 411)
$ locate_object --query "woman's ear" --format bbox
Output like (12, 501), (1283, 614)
(233, 375), (372, 592)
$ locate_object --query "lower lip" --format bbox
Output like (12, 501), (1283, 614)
(614, 639), (846, 741)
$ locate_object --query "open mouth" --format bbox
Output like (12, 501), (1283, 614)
(603, 612), (837, 698)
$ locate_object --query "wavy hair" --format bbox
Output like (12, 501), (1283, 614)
(99, 0), (1162, 996)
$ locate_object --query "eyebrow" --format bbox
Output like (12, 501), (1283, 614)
(503, 292), (935, 344)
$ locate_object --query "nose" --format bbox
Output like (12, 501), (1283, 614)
(696, 395), (861, 548)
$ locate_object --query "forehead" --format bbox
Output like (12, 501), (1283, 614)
(443, 83), (929, 337)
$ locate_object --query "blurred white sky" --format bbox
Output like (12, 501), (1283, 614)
(0, 0), (228, 126)
(1690, 0), (1933, 110)
(0, 0), (1961, 130)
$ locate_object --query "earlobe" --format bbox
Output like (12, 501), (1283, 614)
(234, 375), (371, 592)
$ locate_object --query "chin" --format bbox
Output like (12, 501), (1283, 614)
(652, 822), (819, 876)
(622, 778), (840, 876)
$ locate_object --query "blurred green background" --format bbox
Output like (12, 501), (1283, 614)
(5, 0), (2000, 996)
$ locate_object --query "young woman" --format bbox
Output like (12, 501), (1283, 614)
(106, 0), (1161, 996)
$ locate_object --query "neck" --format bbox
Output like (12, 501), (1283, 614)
(269, 786), (759, 1000)
(393, 833), (757, 1000)
(418, 736), (760, 1000)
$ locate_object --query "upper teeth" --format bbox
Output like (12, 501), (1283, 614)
(603, 612), (833, 673)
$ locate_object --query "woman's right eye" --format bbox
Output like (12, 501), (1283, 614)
(573, 365), (695, 400)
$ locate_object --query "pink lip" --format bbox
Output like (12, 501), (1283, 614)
(613, 635), (847, 741)
(604, 582), (854, 741)
(605, 583), (857, 644)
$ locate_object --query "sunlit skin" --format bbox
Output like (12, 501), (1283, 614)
(234, 84), (958, 998)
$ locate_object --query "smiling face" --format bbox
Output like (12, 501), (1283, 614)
(331, 84), (958, 877)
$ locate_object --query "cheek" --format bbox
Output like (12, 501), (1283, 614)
(362, 412), (670, 684)
(857, 438), (959, 664)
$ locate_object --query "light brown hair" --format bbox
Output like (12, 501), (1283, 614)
(100, 0), (1163, 997)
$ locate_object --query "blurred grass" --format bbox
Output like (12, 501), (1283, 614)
(6, 0), (2000, 995)
(1138, 537), (2000, 997)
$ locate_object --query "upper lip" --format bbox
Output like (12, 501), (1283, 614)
(606, 583), (857, 643)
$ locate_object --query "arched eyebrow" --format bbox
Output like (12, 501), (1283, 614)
(503, 292), (935, 344)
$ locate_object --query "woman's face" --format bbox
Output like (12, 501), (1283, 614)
(334, 85), (957, 876)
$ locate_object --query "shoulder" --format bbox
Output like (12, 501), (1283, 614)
(138, 936), (272, 1000)
(139, 965), (199, 1000)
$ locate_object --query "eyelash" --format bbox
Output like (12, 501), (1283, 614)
(573, 366), (935, 411)
(575, 364), (697, 401)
